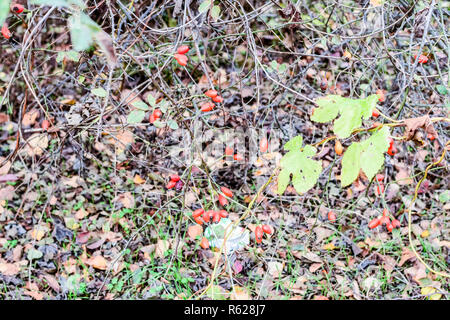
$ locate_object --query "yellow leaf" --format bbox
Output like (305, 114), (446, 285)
(343, 50), (352, 60)
(421, 230), (430, 238)
(323, 243), (336, 250)
(133, 174), (145, 185)
(421, 287), (442, 300)
(30, 227), (46, 241)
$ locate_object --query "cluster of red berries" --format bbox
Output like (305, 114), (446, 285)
(192, 208), (229, 225)
(200, 89), (224, 112)
(254, 225), (272, 244)
(369, 208), (401, 232)
(174, 45), (189, 66)
(414, 54), (428, 64)
(224, 146), (244, 161)
(1, 4), (25, 39)
(149, 108), (162, 124)
(166, 174), (182, 189)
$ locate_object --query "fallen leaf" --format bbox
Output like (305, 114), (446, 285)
(23, 133), (49, 157)
(133, 174), (145, 185)
(231, 286), (250, 300)
(187, 224), (203, 240)
(0, 261), (20, 276)
(0, 185), (15, 201)
(421, 286), (442, 300)
(86, 255), (108, 270)
(155, 239), (170, 259)
(398, 247), (416, 266)
(22, 109), (40, 126)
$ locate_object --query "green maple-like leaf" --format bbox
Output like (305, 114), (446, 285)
(0, 1), (11, 27)
(341, 126), (390, 187)
(277, 136), (322, 195)
(311, 94), (379, 139)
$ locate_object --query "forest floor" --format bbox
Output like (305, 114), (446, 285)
(0, 1), (448, 300)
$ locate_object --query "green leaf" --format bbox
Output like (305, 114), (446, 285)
(32, 0), (86, 9)
(270, 60), (278, 71)
(341, 126), (390, 187)
(91, 87), (107, 97)
(0, 0), (10, 27)
(278, 63), (288, 74)
(198, 1), (211, 13)
(436, 85), (448, 95)
(132, 100), (149, 111)
(69, 12), (101, 51)
(278, 137), (322, 195)
(310, 95), (342, 123)
(147, 95), (156, 107)
(311, 94), (379, 139)
(27, 249), (43, 261)
(56, 50), (80, 63)
(167, 120), (179, 130)
(127, 110), (145, 124)
(283, 135), (303, 151)
(153, 120), (165, 128)
(341, 142), (362, 187)
(211, 5), (221, 20)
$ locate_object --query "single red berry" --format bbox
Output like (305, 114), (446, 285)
(149, 114), (157, 123)
(225, 146), (234, 156)
(219, 210), (228, 218)
(11, 4), (24, 13)
(194, 216), (203, 225)
(415, 54), (428, 64)
(259, 137), (269, 153)
(200, 102), (214, 112)
(174, 53), (188, 66)
(204, 90), (218, 98)
(41, 119), (50, 131)
(153, 109), (162, 118)
(2, 24), (11, 39)
(262, 225), (272, 234)
(212, 95), (223, 103)
(233, 154), (243, 161)
(327, 211), (336, 223)
(387, 146), (397, 156)
(177, 45), (189, 54)
(372, 108), (380, 118)
(166, 180), (177, 189)
(386, 222), (394, 232)
(368, 217), (381, 229)
(193, 208), (204, 218)
(255, 226), (263, 243)
(212, 211), (221, 223)
(427, 133), (435, 141)
(170, 174), (180, 182)
(218, 194), (228, 206)
(220, 186), (233, 198)
(200, 237), (209, 249)
(391, 219), (401, 228)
